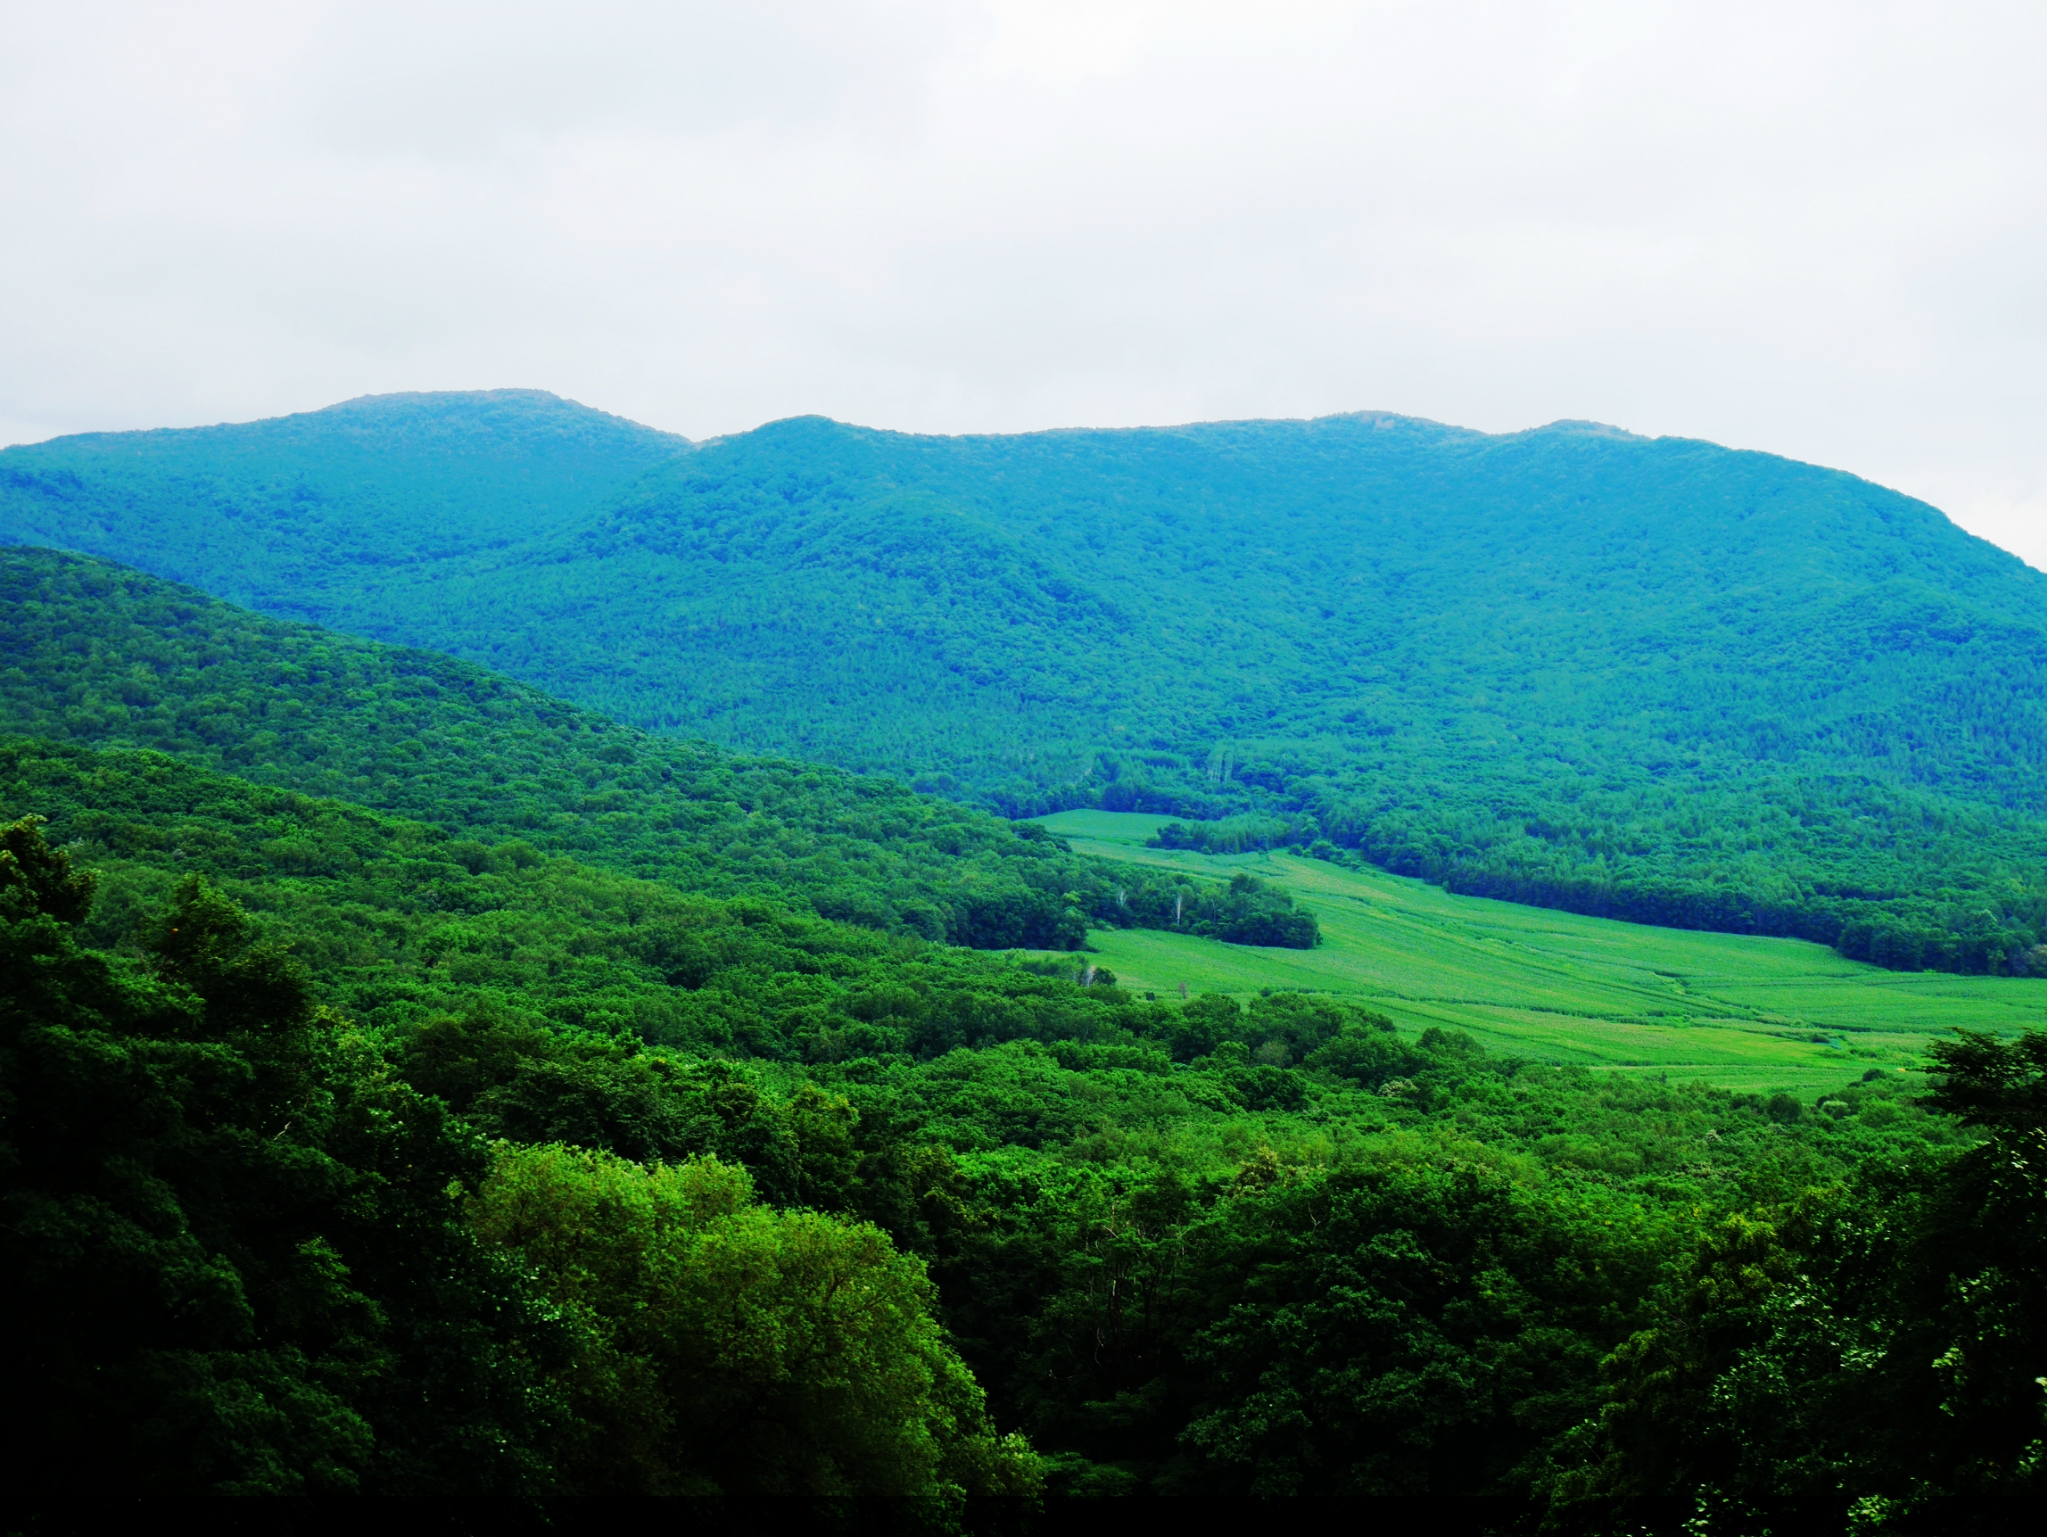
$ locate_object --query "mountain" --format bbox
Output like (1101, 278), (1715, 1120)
(0, 389), (684, 618)
(9, 397), (2047, 970)
(4, 408), (2042, 1503)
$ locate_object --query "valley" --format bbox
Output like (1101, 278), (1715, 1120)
(1035, 810), (2047, 1095)
(10, 0), (2045, 1507)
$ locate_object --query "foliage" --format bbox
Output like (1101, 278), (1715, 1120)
(1576, 1033), (2047, 1502)
(11, 398), (2047, 970)
(0, 736), (1247, 1072)
(1119, 869), (1318, 948)
(3, 724), (2030, 1514)
(841, 1035), (1969, 1500)
(0, 817), (568, 1496)
(468, 1143), (1040, 1498)
(0, 810), (1044, 1507)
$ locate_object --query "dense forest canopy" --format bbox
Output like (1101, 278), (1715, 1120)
(0, 733), (1189, 1060)
(8, 393), (2047, 972)
(3, 459), (2043, 1512)
(5, 744), (2040, 1511)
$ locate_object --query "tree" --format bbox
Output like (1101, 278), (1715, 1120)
(467, 1142), (1042, 1501)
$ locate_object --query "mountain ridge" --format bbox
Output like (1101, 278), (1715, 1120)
(7, 392), (2047, 970)
(0, 389), (689, 609)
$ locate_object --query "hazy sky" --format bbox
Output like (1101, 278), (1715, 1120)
(5, 1), (2046, 568)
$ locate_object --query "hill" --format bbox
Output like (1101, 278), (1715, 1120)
(0, 733), (1166, 1062)
(0, 389), (684, 620)
(9, 399), (2047, 970)
(0, 548), (1321, 951)
(5, 400), (2045, 1505)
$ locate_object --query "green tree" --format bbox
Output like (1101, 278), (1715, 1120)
(467, 1142), (1042, 1501)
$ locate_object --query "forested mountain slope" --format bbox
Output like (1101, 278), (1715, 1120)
(7, 401), (2046, 1508)
(9, 399), (2047, 970)
(0, 549), (1323, 950)
(0, 389), (683, 618)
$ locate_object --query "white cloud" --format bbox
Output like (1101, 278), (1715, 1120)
(3, 0), (2045, 568)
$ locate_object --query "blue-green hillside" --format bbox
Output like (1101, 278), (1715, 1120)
(9, 396), (2047, 971)
(6, 422), (2047, 1505)
(0, 389), (682, 618)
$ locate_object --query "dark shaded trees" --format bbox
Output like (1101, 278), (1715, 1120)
(1581, 1030), (2047, 1502)
(0, 818), (566, 1495)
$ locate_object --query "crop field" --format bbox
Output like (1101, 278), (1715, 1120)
(1032, 810), (2047, 1096)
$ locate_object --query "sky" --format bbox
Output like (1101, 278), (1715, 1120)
(4, 0), (2046, 569)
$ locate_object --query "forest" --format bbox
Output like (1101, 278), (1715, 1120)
(4, 392), (2046, 1521)
(5, 743), (2041, 1515)
(7, 393), (2047, 973)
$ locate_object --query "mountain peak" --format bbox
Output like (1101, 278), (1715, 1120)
(1527, 418), (1645, 440)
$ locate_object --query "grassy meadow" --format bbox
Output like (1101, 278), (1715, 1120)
(1035, 809), (2047, 1096)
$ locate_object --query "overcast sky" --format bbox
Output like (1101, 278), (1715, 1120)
(4, 1), (2045, 567)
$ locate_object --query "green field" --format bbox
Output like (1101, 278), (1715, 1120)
(1034, 810), (2047, 1096)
